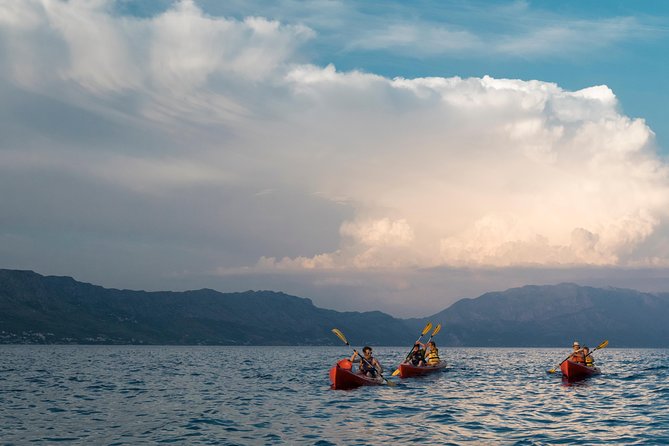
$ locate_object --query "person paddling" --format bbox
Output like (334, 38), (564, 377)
(351, 346), (383, 378)
(569, 341), (586, 364)
(583, 346), (595, 367)
(404, 343), (426, 367)
(424, 341), (441, 366)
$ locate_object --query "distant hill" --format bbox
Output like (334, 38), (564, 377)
(1, 269), (669, 346)
(0, 269), (412, 346)
(417, 283), (669, 348)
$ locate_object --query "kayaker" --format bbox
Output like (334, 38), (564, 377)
(405, 343), (426, 366)
(569, 341), (586, 364)
(351, 346), (383, 378)
(425, 341), (440, 366)
(583, 346), (595, 367)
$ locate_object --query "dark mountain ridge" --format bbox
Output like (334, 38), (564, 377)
(2, 269), (668, 346)
(419, 283), (669, 347)
(0, 269), (412, 346)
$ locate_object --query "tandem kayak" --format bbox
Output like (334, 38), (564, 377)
(560, 360), (600, 380)
(397, 361), (447, 379)
(329, 359), (385, 390)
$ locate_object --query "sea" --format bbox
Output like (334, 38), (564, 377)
(1, 345), (668, 445)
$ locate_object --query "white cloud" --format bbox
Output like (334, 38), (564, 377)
(1, 1), (669, 294)
(325, 4), (652, 59)
(340, 218), (414, 248)
(494, 17), (645, 57)
(0, 0), (314, 123)
(347, 22), (479, 56)
(265, 69), (669, 270)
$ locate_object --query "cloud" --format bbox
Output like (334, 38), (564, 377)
(340, 218), (414, 248)
(256, 69), (667, 270)
(347, 22), (480, 56)
(0, 0), (314, 124)
(1, 1), (669, 314)
(305, 2), (654, 59)
(494, 17), (645, 57)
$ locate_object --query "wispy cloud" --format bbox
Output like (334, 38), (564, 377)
(494, 16), (646, 57)
(339, 7), (654, 58)
(2, 1), (669, 315)
(168, 1), (659, 59)
(346, 22), (480, 56)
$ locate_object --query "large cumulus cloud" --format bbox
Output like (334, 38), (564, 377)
(1, 1), (668, 314)
(262, 71), (668, 269)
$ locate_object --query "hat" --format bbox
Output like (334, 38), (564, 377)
(573, 341), (580, 346)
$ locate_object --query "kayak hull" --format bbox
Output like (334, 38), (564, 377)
(329, 359), (384, 390)
(398, 361), (447, 379)
(560, 360), (600, 380)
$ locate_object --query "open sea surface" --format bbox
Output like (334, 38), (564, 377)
(1, 345), (668, 445)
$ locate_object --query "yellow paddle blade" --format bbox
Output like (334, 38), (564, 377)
(331, 328), (348, 345)
(421, 322), (433, 336)
(391, 369), (401, 377)
(431, 323), (442, 337)
(597, 340), (609, 350)
(547, 368), (557, 374)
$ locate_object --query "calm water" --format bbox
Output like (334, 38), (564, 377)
(1, 346), (668, 445)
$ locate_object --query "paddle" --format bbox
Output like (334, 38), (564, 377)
(391, 322), (433, 377)
(426, 323), (442, 344)
(547, 339), (609, 374)
(423, 323), (442, 365)
(331, 328), (395, 386)
(585, 340), (608, 358)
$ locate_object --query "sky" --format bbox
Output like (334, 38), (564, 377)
(1, 0), (669, 317)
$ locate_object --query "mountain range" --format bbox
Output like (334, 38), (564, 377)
(1, 269), (668, 347)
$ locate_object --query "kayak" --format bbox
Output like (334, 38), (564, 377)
(398, 361), (447, 379)
(329, 359), (385, 390)
(560, 360), (600, 380)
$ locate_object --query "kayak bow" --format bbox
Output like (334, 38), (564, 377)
(560, 360), (600, 380)
(329, 359), (385, 390)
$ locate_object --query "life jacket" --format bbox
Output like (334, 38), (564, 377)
(360, 356), (377, 375)
(571, 351), (585, 364)
(585, 355), (594, 367)
(425, 348), (440, 365)
(409, 349), (425, 366)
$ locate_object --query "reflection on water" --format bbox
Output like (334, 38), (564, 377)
(561, 376), (594, 387)
(1, 346), (668, 444)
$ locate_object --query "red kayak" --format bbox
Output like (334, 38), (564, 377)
(560, 360), (600, 380)
(397, 361), (447, 379)
(329, 359), (385, 390)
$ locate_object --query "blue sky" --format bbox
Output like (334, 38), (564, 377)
(115, 0), (669, 150)
(1, 1), (669, 316)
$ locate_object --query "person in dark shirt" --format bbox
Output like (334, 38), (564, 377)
(351, 346), (383, 377)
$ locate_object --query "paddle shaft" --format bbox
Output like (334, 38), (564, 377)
(390, 323), (436, 377)
(349, 349), (390, 384)
(585, 348), (600, 358)
(549, 340), (608, 373)
(332, 329), (391, 384)
(352, 350), (379, 371)
(402, 329), (431, 362)
(562, 343), (604, 365)
(558, 350), (582, 368)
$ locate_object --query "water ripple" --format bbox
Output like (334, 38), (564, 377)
(1, 346), (668, 444)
